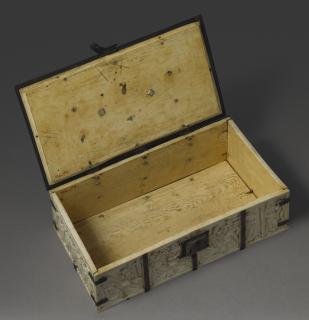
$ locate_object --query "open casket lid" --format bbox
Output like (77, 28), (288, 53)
(16, 16), (225, 189)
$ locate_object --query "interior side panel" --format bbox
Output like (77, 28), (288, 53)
(227, 120), (286, 197)
(55, 118), (287, 271)
(57, 119), (228, 223)
(75, 161), (256, 268)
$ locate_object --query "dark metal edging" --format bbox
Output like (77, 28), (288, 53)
(88, 272), (107, 286)
(278, 219), (289, 227)
(240, 210), (247, 250)
(91, 295), (108, 307)
(15, 14), (227, 190)
(142, 254), (150, 292)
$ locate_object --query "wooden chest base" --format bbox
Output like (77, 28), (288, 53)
(50, 118), (289, 311)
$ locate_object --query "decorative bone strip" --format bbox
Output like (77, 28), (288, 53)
(142, 254), (150, 292)
(240, 211), (247, 250)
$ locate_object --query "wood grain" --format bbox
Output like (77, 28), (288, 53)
(56, 119), (228, 223)
(227, 120), (286, 196)
(51, 118), (289, 312)
(19, 21), (222, 185)
(75, 161), (256, 268)
(94, 190), (289, 311)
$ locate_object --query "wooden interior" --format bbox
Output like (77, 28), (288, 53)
(75, 161), (256, 267)
(19, 21), (222, 185)
(55, 119), (228, 223)
(55, 119), (286, 269)
(227, 121), (285, 197)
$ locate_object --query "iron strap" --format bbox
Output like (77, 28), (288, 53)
(240, 211), (247, 250)
(142, 254), (150, 292)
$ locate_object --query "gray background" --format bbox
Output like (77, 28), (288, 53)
(1, 1), (308, 319)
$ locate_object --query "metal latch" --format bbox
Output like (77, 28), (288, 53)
(179, 231), (209, 258)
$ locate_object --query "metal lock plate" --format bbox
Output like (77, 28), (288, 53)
(179, 231), (209, 258)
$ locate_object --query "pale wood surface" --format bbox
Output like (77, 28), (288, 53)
(227, 120), (286, 196)
(57, 119), (228, 223)
(19, 21), (221, 185)
(75, 161), (256, 268)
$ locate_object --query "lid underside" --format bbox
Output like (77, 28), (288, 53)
(18, 18), (223, 187)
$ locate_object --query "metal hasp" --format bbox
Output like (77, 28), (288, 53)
(179, 231), (209, 270)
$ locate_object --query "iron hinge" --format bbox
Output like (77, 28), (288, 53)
(90, 42), (118, 55)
